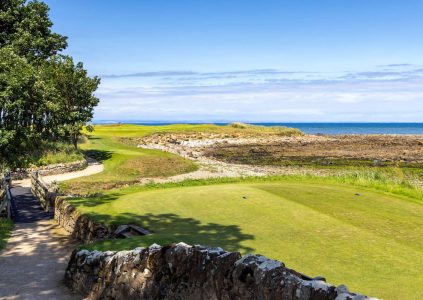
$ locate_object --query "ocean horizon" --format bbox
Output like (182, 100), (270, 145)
(92, 121), (423, 135)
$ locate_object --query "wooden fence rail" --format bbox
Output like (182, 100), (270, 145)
(0, 172), (12, 219)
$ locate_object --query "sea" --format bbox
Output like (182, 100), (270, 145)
(94, 122), (423, 135)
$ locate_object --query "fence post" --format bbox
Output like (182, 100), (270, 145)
(0, 172), (13, 220)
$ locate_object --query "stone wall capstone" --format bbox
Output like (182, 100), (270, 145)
(65, 243), (377, 300)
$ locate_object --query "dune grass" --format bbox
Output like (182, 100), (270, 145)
(0, 218), (12, 250)
(72, 178), (423, 300)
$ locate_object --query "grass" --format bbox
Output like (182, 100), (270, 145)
(0, 218), (13, 250)
(61, 134), (198, 194)
(63, 124), (422, 299)
(87, 123), (303, 138)
(71, 177), (423, 300)
(62, 123), (300, 194)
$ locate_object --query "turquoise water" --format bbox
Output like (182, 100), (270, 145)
(94, 122), (423, 135)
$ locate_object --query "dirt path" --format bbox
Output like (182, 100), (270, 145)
(0, 221), (78, 300)
(42, 157), (103, 184)
(0, 160), (104, 299)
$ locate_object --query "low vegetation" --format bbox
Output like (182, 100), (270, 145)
(205, 134), (423, 168)
(27, 142), (85, 167)
(0, 218), (13, 250)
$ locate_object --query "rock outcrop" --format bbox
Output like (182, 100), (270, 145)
(65, 243), (376, 300)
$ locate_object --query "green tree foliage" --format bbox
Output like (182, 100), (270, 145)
(0, 1), (99, 169)
(44, 56), (100, 149)
(0, 0), (67, 60)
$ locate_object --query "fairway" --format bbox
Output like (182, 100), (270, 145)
(72, 180), (423, 300)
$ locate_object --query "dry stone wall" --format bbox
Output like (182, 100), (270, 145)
(55, 197), (113, 242)
(65, 243), (376, 300)
(12, 159), (88, 180)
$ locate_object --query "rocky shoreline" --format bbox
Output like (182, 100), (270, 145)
(127, 133), (423, 185)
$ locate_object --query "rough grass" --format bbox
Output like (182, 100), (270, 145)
(71, 177), (423, 300)
(0, 218), (13, 250)
(60, 134), (198, 194)
(211, 149), (423, 168)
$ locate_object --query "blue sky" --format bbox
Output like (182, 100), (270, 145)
(45, 0), (423, 122)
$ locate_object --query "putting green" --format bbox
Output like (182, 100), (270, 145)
(73, 181), (423, 299)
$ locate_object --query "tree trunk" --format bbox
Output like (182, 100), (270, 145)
(72, 133), (78, 150)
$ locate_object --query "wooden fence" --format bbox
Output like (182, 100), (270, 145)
(0, 172), (12, 219)
(30, 171), (57, 212)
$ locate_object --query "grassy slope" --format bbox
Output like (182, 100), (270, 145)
(0, 218), (13, 250)
(61, 135), (198, 194)
(72, 179), (423, 300)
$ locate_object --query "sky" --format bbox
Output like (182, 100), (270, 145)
(44, 0), (423, 122)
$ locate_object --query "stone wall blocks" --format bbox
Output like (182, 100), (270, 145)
(65, 245), (377, 300)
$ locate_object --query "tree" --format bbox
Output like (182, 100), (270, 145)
(0, 47), (49, 168)
(0, 1), (100, 169)
(45, 56), (100, 149)
(0, 0), (67, 61)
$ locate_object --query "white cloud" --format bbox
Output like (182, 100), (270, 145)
(94, 66), (423, 122)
